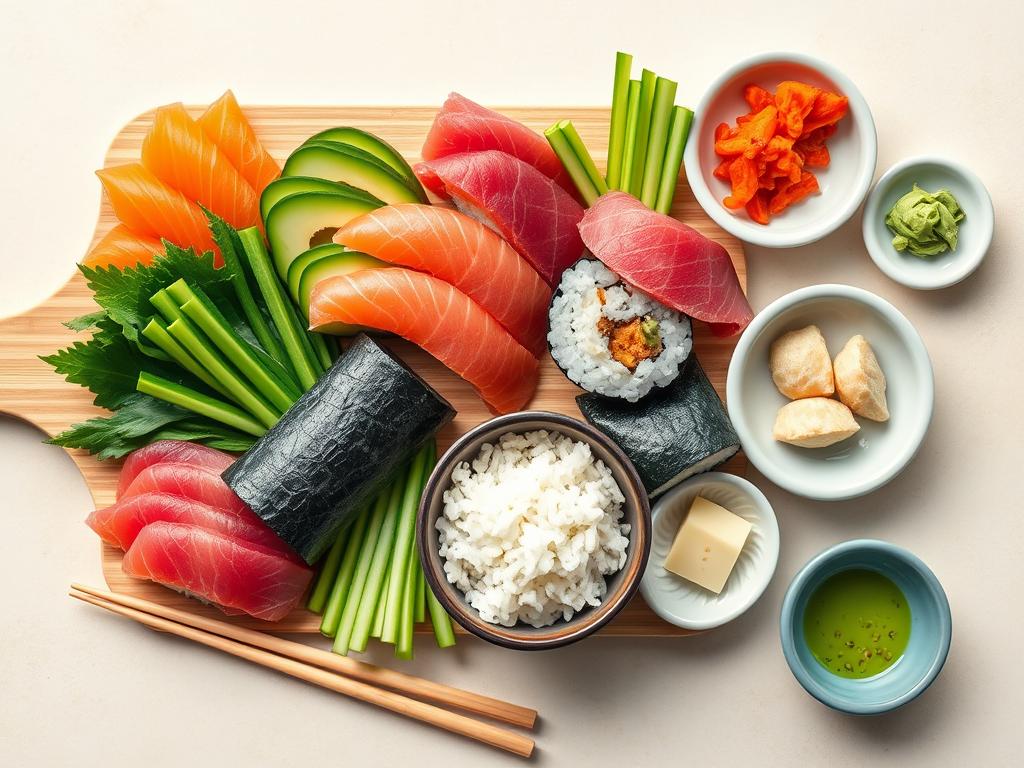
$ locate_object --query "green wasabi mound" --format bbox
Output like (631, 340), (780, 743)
(885, 183), (965, 257)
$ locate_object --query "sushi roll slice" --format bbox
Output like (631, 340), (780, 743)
(548, 259), (692, 402)
(577, 356), (741, 497)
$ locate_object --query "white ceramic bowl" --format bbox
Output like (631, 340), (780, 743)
(684, 52), (877, 248)
(640, 472), (779, 631)
(862, 156), (993, 290)
(726, 285), (933, 500)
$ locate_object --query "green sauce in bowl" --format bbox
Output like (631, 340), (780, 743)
(803, 568), (911, 679)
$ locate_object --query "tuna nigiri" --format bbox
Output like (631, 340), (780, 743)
(96, 163), (218, 260)
(199, 90), (280, 196)
(422, 93), (575, 195)
(309, 268), (538, 414)
(579, 192), (753, 337)
(81, 225), (164, 270)
(142, 103), (260, 231)
(117, 440), (235, 498)
(415, 151), (585, 288)
(334, 205), (551, 357)
(121, 522), (312, 621)
(119, 462), (249, 519)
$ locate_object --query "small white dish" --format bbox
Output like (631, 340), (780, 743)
(684, 52), (877, 248)
(640, 472), (779, 631)
(726, 284), (933, 501)
(862, 156), (993, 290)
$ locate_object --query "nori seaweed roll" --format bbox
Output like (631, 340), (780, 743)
(576, 355), (740, 497)
(223, 334), (455, 563)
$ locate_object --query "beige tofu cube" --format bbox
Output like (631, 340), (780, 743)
(663, 496), (752, 594)
(833, 335), (889, 422)
(769, 325), (835, 400)
(773, 397), (860, 448)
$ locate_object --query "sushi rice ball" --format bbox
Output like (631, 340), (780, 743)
(548, 259), (692, 402)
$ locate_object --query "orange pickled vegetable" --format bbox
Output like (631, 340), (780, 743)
(743, 84), (774, 112)
(774, 81), (820, 139)
(769, 171), (820, 215)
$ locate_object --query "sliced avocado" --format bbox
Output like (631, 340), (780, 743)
(303, 128), (424, 198)
(283, 144), (421, 205)
(265, 192), (379, 278)
(293, 250), (386, 334)
(260, 176), (384, 222)
(286, 243), (346, 303)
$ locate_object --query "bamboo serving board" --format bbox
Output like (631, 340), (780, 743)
(0, 105), (746, 637)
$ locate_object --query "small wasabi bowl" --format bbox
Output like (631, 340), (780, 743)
(780, 540), (952, 715)
(862, 156), (994, 290)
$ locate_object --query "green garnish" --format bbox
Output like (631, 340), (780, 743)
(640, 316), (661, 348)
(885, 183), (965, 257)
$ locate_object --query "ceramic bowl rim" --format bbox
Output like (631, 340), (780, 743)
(726, 283), (934, 500)
(684, 50), (878, 248)
(779, 538), (952, 715)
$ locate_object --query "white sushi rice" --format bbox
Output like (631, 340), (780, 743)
(548, 260), (692, 402)
(437, 430), (630, 628)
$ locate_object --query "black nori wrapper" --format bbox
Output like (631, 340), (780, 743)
(223, 334), (455, 563)
(576, 355), (740, 497)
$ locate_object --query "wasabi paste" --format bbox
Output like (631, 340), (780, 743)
(885, 184), (965, 257)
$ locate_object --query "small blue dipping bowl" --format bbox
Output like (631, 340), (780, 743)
(780, 540), (951, 715)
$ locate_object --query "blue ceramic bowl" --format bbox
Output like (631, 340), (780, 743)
(780, 540), (951, 715)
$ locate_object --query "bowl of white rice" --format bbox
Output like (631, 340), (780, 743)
(418, 411), (651, 650)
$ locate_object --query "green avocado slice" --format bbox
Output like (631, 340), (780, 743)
(260, 176), (384, 222)
(283, 143), (421, 205)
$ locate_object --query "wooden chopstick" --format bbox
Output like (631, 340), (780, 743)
(70, 588), (535, 758)
(70, 583), (535, 730)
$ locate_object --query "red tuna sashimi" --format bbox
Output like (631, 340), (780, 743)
(87, 492), (294, 557)
(117, 440), (235, 498)
(121, 522), (312, 621)
(422, 93), (575, 195)
(415, 151), (585, 288)
(334, 204), (551, 357)
(578, 192), (753, 337)
(309, 268), (538, 414)
(120, 462), (249, 519)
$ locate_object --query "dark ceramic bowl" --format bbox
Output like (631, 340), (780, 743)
(417, 411), (651, 650)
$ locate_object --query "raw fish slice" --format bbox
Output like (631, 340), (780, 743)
(142, 103), (260, 231)
(87, 492), (294, 557)
(121, 522), (312, 621)
(117, 440), (235, 498)
(198, 90), (280, 196)
(414, 151), (585, 287)
(334, 204), (551, 357)
(96, 163), (218, 260)
(308, 268), (538, 414)
(120, 462), (249, 519)
(422, 93), (575, 195)
(578, 192), (753, 337)
(81, 225), (164, 270)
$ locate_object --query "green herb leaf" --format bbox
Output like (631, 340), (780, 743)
(62, 311), (107, 332)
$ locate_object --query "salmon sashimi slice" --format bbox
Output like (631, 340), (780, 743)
(117, 440), (235, 498)
(142, 103), (260, 231)
(334, 204), (552, 357)
(87, 492), (296, 558)
(120, 462), (250, 519)
(121, 521), (312, 621)
(422, 93), (576, 196)
(96, 163), (218, 260)
(81, 225), (164, 270)
(309, 268), (538, 414)
(415, 151), (585, 288)
(198, 90), (280, 196)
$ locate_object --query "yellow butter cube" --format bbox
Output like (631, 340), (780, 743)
(663, 496), (752, 594)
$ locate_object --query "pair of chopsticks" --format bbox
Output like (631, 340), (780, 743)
(69, 584), (536, 757)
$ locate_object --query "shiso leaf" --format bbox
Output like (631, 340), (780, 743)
(62, 311), (107, 332)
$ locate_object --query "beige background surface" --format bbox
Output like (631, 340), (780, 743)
(1, 1), (1020, 765)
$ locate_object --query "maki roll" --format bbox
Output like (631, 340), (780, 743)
(577, 356), (740, 497)
(548, 259), (692, 402)
(224, 334), (455, 563)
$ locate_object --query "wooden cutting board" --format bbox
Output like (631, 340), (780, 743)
(0, 106), (746, 637)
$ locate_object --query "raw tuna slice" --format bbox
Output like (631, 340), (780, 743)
(421, 93), (575, 194)
(121, 522), (312, 621)
(415, 151), (585, 287)
(87, 492), (295, 558)
(579, 192), (753, 337)
(309, 268), (538, 414)
(117, 440), (235, 498)
(334, 204), (551, 356)
(119, 462), (249, 519)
